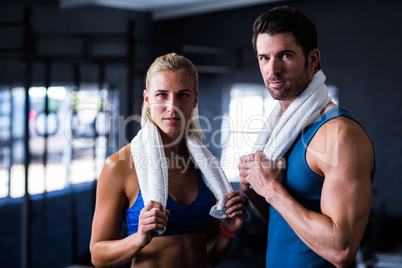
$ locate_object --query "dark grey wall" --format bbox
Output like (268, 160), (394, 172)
(0, 183), (96, 268)
(0, 0), (159, 143)
(155, 0), (402, 254)
(157, 0), (402, 218)
(1, 0), (402, 267)
(0, 2), (157, 267)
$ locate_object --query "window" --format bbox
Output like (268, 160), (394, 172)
(220, 83), (277, 182)
(0, 84), (117, 198)
(219, 83), (339, 182)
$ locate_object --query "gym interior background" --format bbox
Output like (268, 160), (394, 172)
(0, 0), (401, 267)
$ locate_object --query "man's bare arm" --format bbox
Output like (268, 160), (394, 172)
(241, 118), (374, 267)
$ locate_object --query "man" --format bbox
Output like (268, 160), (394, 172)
(238, 6), (375, 267)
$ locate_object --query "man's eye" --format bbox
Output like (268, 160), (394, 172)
(260, 56), (268, 61)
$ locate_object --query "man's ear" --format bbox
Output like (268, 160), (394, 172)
(309, 49), (320, 71)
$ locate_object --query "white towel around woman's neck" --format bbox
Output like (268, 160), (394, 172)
(253, 70), (331, 160)
(130, 122), (232, 235)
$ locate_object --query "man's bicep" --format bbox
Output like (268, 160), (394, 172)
(319, 124), (373, 243)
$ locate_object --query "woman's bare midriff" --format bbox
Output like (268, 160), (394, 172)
(131, 233), (210, 268)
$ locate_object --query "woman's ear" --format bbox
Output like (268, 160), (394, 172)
(194, 91), (199, 109)
(143, 89), (150, 107)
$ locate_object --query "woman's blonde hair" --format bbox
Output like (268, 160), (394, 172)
(141, 53), (203, 140)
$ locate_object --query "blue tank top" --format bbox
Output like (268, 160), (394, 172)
(125, 170), (214, 236)
(266, 107), (375, 267)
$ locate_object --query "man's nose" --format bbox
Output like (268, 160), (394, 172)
(268, 58), (282, 76)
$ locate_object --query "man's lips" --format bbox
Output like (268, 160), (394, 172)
(269, 80), (286, 88)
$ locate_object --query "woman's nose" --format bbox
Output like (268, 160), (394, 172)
(166, 96), (177, 111)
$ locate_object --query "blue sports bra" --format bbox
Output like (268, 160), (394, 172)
(125, 170), (214, 236)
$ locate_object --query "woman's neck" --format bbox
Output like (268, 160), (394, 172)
(163, 138), (192, 172)
(160, 131), (184, 153)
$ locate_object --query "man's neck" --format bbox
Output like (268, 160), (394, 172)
(279, 98), (296, 113)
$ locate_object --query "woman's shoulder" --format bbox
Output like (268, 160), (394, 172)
(101, 144), (137, 184)
(107, 144), (132, 165)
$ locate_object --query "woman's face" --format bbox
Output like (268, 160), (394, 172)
(144, 69), (198, 142)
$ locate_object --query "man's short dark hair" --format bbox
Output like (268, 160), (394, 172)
(252, 6), (321, 71)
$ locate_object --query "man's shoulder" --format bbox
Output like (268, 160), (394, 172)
(308, 111), (374, 176)
(314, 114), (370, 147)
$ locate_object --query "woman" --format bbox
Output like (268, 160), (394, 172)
(90, 53), (247, 267)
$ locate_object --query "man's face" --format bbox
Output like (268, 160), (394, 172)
(256, 32), (313, 102)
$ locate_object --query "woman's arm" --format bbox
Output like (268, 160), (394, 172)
(206, 190), (247, 266)
(89, 147), (168, 267)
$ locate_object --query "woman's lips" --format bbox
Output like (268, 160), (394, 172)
(163, 117), (180, 123)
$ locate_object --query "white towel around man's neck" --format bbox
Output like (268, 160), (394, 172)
(130, 122), (232, 235)
(253, 70), (331, 160)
